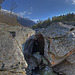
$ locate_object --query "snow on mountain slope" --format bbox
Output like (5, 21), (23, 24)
(0, 9), (36, 27)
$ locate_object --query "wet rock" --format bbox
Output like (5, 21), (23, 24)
(33, 52), (48, 66)
(33, 66), (57, 75)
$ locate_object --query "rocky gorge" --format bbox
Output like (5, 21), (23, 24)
(0, 22), (75, 75)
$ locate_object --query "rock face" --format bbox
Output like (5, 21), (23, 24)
(23, 33), (47, 75)
(39, 22), (75, 75)
(23, 22), (75, 75)
(0, 23), (35, 75)
(40, 22), (75, 64)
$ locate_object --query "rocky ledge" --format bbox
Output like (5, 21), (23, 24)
(0, 22), (75, 75)
(0, 23), (35, 75)
(23, 22), (75, 75)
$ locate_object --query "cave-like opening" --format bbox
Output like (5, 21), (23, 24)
(32, 33), (44, 55)
(22, 33), (45, 75)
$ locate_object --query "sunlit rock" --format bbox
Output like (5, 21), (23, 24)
(0, 23), (35, 75)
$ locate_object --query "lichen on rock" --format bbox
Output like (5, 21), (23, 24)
(0, 23), (35, 75)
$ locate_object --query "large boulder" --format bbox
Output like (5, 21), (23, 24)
(0, 23), (35, 75)
(39, 22), (75, 75)
(23, 22), (75, 75)
(38, 22), (75, 65)
(26, 22), (75, 75)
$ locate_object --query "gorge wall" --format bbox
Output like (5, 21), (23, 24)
(0, 22), (75, 75)
(23, 22), (75, 75)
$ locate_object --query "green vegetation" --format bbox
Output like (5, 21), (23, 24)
(52, 13), (75, 22)
(32, 13), (75, 29)
(32, 18), (51, 29)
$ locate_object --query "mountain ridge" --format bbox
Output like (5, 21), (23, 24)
(0, 9), (36, 27)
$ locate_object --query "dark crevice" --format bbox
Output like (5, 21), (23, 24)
(10, 31), (16, 37)
(32, 33), (44, 55)
(70, 28), (75, 31)
(22, 33), (45, 75)
(22, 33), (58, 75)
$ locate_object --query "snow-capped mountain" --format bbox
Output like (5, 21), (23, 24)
(0, 9), (36, 27)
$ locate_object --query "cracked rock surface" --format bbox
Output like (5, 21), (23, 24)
(23, 22), (75, 75)
(0, 23), (35, 75)
(39, 22), (75, 75)
(0, 22), (75, 75)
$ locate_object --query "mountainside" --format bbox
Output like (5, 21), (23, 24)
(0, 9), (36, 27)
(17, 16), (36, 27)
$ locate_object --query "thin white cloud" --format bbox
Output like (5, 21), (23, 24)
(72, 0), (75, 4)
(28, 12), (32, 15)
(32, 19), (39, 22)
(27, 7), (33, 15)
(26, 16), (30, 18)
(17, 7), (33, 17)
(66, 0), (75, 4)
(18, 11), (26, 16)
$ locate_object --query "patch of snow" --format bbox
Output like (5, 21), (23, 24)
(0, 9), (30, 20)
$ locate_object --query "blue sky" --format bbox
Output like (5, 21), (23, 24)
(1, 0), (75, 22)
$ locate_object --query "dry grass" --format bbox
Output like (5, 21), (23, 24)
(0, 11), (20, 26)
